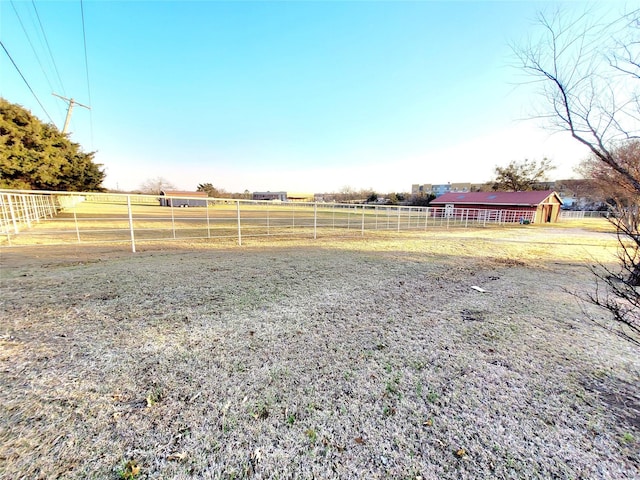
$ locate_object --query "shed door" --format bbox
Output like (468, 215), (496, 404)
(445, 203), (454, 217)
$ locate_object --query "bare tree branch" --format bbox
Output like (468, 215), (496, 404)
(516, 6), (640, 345)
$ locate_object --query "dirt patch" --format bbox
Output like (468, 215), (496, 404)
(1, 229), (638, 479)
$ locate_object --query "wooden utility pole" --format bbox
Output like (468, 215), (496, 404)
(52, 93), (90, 134)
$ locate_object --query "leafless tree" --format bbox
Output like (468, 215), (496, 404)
(577, 140), (640, 209)
(515, 6), (640, 343)
(139, 176), (176, 195)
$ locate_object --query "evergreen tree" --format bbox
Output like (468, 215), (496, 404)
(0, 98), (105, 191)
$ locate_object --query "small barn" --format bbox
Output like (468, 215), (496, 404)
(430, 190), (563, 223)
(253, 191), (287, 201)
(159, 190), (208, 207)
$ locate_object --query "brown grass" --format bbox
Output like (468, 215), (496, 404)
(1, 225), (638, 479)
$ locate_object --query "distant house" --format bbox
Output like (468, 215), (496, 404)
(286, 192), (315, 202)
(252, 191), (314, 202)
(430, 190), (563, 223)
(412, 182), (487, 197)
(253, 191), (287, 201)
(159, 190), (208, 207)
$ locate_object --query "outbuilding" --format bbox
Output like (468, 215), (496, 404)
(159, 190), (208, 207)
(253, 191), (288, 201)
(429, 190), (563, 223)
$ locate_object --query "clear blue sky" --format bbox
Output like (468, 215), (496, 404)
(0, 1), (606, 193)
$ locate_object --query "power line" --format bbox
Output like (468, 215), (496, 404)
(31, 0), (66, 96)
(0, 40), (55, 124)
(79, 0), (94, 148)
(8, 0), (56, 96)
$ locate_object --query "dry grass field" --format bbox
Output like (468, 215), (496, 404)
(1, 221), (639, 479)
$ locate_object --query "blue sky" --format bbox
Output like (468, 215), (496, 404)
(0, 1), (607, 193)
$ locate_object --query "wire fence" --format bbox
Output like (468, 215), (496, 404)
(0, 189), (583, 252)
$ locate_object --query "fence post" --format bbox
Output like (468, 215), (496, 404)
(397, 206), (401, 232)
(374, 205), (378, 231)
(1, 194), (12, 244)
(38, 195), (44, 220)
(236, 200), (242, 246)
(73, 209), (81, 243)
(314, 203), (317, 239)
(361, 206), (365, 237)
(206, 199), (211, 239)
(170, 198), (176, 239)
(31, 195), (38, 223)
(127, 195), (136, 253)
(425, 207), (429, 230)
(34, 195), (41, 221)
(6, 194), (18, 234)
(332, 204), (335, 230)
(41, 195), (48, 218)
(22, 195), (32, 228)
(47, 195), (54, 217)
(267, 203), (270, 235)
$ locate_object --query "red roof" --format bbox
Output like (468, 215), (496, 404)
(430, 190), (562, 206)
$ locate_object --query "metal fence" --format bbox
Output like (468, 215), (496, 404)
(0, 189), (551, 251)
(559, 210), (610, 219)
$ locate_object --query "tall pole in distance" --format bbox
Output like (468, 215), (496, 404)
(52, 93), (90, 134)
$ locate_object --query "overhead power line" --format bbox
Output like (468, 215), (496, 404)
(31, 0), (66, 96)
(79, 0), (94, 147)
(0, 39), (55, 124)
(9, 0), (56, 95)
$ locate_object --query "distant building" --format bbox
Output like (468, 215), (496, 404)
(412, 182), (486, 197)
(253, 191), (287, 201)
(413, 179), (604, 206)
(159, 190), (208, 207)
(286, 192), (315, 202)
(412, 184), (432, 195)
(430, 190), (563, 223)
(252, 191), (315, 202)
(553, 179), (601, 209)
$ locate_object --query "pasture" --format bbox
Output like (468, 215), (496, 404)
(1, 222), (638, 479)
(0, 192), (545, 249)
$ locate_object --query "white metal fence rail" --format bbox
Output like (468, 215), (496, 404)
(559, 210), (610, 219)
(0, 189), (551, 251)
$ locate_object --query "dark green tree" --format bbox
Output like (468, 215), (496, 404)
(408, 192), (436, 206)
(386, 193), (398, 205)
(0, 98), (104, 191)
(491, 158), (555, 191)
(197, 182), (227, 197)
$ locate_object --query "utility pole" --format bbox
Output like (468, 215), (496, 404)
(52, 93), (90, 134)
